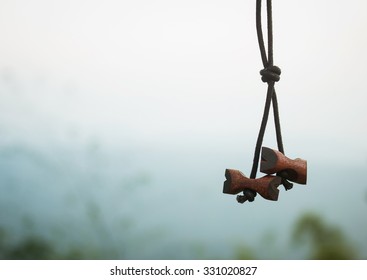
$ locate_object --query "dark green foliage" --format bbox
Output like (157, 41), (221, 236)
(0, 212), (361, 259)
(0, 230), (55, 260)
(5, 237), (54, 260)
(292, 213), (358, 260)
(234, 244), (256, 260)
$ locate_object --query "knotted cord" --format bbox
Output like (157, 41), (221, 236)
(237, 0), (292, 203)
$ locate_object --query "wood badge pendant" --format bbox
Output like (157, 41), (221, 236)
(223, 0), (308, 203)
(223, 147), (307, 202)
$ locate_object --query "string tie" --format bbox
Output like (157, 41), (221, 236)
(237, 189), (257, 203)
(260, 65), (281, 83)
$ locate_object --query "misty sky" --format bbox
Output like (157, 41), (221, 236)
(0, 0), (367, 258)
(1, 0), (366, 157)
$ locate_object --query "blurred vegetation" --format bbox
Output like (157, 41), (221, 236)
(1, 212), (360, 260)
(291, 212), (358, 260)
(0, 139), (155, 259)
(1, 237), (55, 260)
(0, 226), (104, 260)
(234, 244), (256, 260)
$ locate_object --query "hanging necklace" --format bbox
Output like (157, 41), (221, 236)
(223, 0), (307, 203)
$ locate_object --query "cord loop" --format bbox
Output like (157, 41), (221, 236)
(237, 0), (289, 204)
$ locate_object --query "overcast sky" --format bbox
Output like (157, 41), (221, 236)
(1, 0), (366, 162)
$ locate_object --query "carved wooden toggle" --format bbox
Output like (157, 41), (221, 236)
(260, 147), (307, 184)
(223, 169), (282, 201)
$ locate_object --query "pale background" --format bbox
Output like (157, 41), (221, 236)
(0, 0), (366, 259)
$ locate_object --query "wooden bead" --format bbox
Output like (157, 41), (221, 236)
(260, 147), (307, 184)
(223, 169), (282, 201)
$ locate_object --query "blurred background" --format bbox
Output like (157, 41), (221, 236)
(0, 0), (366, 259)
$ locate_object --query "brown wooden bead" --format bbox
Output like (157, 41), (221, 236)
(223, 169), (282, 201)
(260, 147), (307, 184)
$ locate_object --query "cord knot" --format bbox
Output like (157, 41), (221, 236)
(260, 65), (281, 83)
(236, 189), (257, 203)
